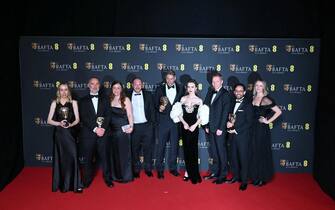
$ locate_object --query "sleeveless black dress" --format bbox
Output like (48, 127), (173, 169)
(52, 102), (82, 192)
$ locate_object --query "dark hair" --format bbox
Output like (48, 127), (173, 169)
(165, 70), (176, 77)
(109, 81), (126, 110)
(211, 72), (223, 80)
(185, 79), (200, 96)
(88, 76), (100, 83)
(234, 83), (246, 91)
(131, 76), (143, 83)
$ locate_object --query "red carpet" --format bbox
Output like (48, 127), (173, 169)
(0, 168), (334, 210)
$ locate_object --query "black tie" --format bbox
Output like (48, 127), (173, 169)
(236, 99), (243, 103)
(134, 93), (141, 96)
(90, 94), (98, 99)
(168, 85), (175, 89)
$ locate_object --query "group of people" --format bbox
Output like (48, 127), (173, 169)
(47, 70), (282, 193)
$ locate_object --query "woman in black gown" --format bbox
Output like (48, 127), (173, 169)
(108, 81), (134, 183)
(171, 79), (209, 184)
(249, 80), (282, 186)
(47, 83), (83, 193)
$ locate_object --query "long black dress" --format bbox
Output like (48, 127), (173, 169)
(249, 96), (276, 183)
(181, 104), (201, 183)
(52, 101), (82, 192)
(109, 107), (133, 183)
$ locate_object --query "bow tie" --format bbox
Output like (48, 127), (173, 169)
(236, 99), (243, 103)
(134, 93), (142, 96)
(90, 94), (99, 99)
(167, 85), (175, 89)
(213, 90), (218, 94)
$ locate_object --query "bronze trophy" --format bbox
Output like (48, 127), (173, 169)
(59, 106), (70, 127)
(159, 96), (169, 111)
(96, 117), (105, 128)
(228, 113), (236, 131)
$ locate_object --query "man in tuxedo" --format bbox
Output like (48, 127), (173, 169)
(226, 83), (253, 191)
(204, 72), (230, 184)
(154, 70), (183, 179)
(79, 77), (113, 188)
(127, 77), (155, 178)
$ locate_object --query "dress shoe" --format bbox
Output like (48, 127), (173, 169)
(226, 177), (239, 184)
(169, 170), (180, 177)
(203, 173), (216, 180)
(133, 172), (140, 178)
(197, 177), (202, 183)
(183, 176), (189, 182)
(191, 179), (198, 184)
(145, 170), (153, 177)
(252, 180), (260, 186)
(75, 188), (83, 193)
(257, 181), (266, 187)
(212, 177), (227, 184)
(157, 171), (164, 179)
(239, 183), (248, 191)
(106, 182), (114, 188)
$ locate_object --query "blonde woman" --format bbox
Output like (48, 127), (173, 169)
(47, 83), (83, 193)
(249, 80), (282, 187)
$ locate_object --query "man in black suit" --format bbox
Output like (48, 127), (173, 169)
(204, 72), (230, 184)
(154, 70), (183, 179)
(127, 77), (155, 178)
(226, 83), (253, 191)
(79, 77), (113, 188)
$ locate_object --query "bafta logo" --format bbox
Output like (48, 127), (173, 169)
(193, 64), (200, 71)
(157, 63), (165, 70)
(285, 45), (292, 52)
(34, 117), (41, 125)
(283, 84), (290, 92)
(228, 113), (237, 131)
(31, 43), (38, 49)
(85, 62), (92, 70)
(67, 43), (74, 50)
(50, 62), (56, 70)
(33, 80), (39, 88)
(266, 64), (273, 72)
(280, 159), (286, 167)
(104, 81), (110, 89)
(229, 64), (236, 71)
(121, 62), (128, 70)
(175, 44), (182, 52)
(35, 153), (42, 161)
(212, 44), (218, 52)
(281, 122), (288, 129)
(96, 117), (104, 128)
(103, 43), (109, 50)
(247, 84), (253, 91)
(248, 45), (255, 52)
(139, 43), (145, 51)
(68, 81), (75, 89)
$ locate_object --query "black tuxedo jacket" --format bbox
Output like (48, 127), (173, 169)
(127, 90), (155, 124)
(204, 87), (231, 132)
(79, 93), (110, 139)
(230, 99), (254, 136)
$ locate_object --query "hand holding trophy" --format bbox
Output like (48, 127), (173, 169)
(159, 96), (169, 112)
(227, 113), (236, 131)
(96, 117), (105, 128)
(59, 106), (70, 127)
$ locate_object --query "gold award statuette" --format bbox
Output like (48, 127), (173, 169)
(96, 117), (105, 128)
(228, 113), (236, 131)
(160, 96), (169, 111)
(59, 106), (69, 127)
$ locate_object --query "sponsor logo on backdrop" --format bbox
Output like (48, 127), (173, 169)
(31, 42), (59, 52)
(211, 44), (240, 54)
(280, 159), (309, 169)
(121, 62), (149, 72)
(266, 64), (295, 74)
(139, 43), (167, 53)
(33, 80), (55, 90)
(67, 42), (95, 52)
(272, 140), (292, 150)
(102, 43), (131, 52)
(278, 104), (293, 111)
(283, 84), (312, 94)
(35, 153), (53, 163)
(281, 122), (311, 132)
(34, 117), (51, 127)
(248, 44), (277, 54)
(223, 85), (233, 92)
(193, 63), (221, 73)
(84, 62), (113, 71)
(67, 81), (88, 90)
(285, 45), (315, 55)
(157, 63), (185, 71)
(229, 64), (258, 73)
(49, 62), (77, 71)
(175, 44), (204, 54)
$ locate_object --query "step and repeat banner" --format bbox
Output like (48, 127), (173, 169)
(19, 37), (319, 172)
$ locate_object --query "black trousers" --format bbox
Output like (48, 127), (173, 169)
(230, 133), (249, 183)
(131, 122), (154, 172)
(79, 135), (112, 186)
(208, 131), (228, 178)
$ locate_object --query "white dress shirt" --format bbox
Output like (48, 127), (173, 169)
(90, 93), (99, 114)
(166, 84), (177, 105)
(132, 91), (147, 124)
(211, 86), (222, 104)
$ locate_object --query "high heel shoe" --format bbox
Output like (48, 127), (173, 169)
(183, 176), (189, 181)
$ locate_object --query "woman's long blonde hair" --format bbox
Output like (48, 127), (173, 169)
(56, 83), (72, 103)
(253, 80), (269, 96)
